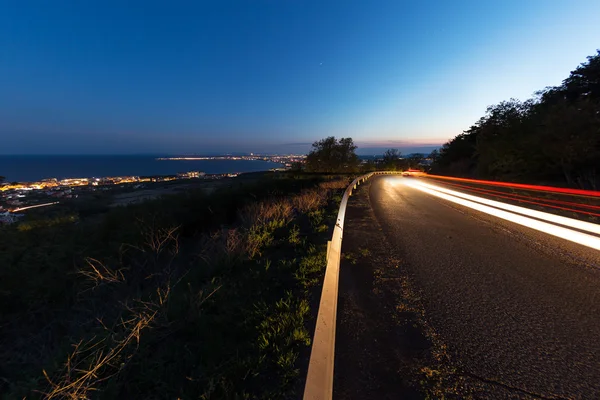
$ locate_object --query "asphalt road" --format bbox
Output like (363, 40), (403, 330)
(335, 175), (600, 399)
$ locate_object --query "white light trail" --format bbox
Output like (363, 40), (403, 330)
(402, 180), (600, 251)
(415, 181), (600, 236)
(12, 202), (59, 212)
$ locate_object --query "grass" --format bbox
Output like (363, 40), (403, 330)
(288, 225), (302, 246)
(358, 247), (371, 257)
(0, 172), (351, 399)
(343, 253), (358, 265)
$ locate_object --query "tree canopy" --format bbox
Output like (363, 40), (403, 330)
(431, 50), (600, 189)
(382, 148), (402, 170)
(304, 137), (360, 173)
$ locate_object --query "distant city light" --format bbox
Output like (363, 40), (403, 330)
(0, 153), (305, 214)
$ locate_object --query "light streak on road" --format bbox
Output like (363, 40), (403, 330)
(400, 179), (600, 252)
(414, 181), (600, 236)
(437, 180), (600, 215)
(427, 174), (600, 198)
(12, 202), (59, 212)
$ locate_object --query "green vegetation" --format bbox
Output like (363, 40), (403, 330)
(431, 50), (600, 189)
(358, 247), (371, 257)
(300, 136), (422, 174)
(0, 173), (350, 399)
(17, 214), (79, 231)
(379, 149), (424, 171)
(304, 136), (360, 173)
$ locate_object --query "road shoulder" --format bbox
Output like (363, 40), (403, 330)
(333, 178), (465, 399)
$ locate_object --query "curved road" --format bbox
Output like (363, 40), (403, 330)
(335, 175), (600, 399)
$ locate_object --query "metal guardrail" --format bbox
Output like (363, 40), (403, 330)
(303, 171), (396, 400)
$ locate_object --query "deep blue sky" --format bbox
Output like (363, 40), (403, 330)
(1, 0), (599, 155)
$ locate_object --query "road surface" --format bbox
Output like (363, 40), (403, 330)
(334, 175), (600, 399)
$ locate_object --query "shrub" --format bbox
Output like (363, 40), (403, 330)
(292, 189), (325, 213)
(308, 209), (325, 227)
(288, 225), (302, 246)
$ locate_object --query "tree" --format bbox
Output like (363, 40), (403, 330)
(474, 99), (535, 179)
(304, 136), (360, 173)
(562, 50), (600, 102)
(407, 154), (424, 169)
(382, 149), (401, 170)
(428, 149), (439, 163)
(290, 162), (303, 172)
(430, 129), (478, 176)
(430, 50), (600, 188)
(538, 98), (600, 189)
(360, 159), (377, 173)
(423, 150), (440, 173)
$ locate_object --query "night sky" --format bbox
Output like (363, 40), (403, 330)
(1, 0), (599, 155)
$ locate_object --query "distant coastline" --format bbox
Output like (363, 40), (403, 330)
(0, 155), (299, 183)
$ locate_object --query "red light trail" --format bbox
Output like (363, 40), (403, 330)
(398, 179), (600, 249)
(426, 174), (600, 198)
(430, 180), (600, 218)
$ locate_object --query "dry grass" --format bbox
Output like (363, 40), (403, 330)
(42, 300), (160, 399)
(318, 178), (350, 190)
(236, 186), (337, 259)
(234, 180), (348, 259)
(39, 221), (186, 400)
(138, 222), (181, 257)
(78, 258), (125, 286)
(292, 189), (326, 212)
(239, 178), (347, 227)
(239, 199), (294, 227)
(198, 228), (246, 264)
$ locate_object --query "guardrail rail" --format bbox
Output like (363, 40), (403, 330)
(303, 171), (396, 400)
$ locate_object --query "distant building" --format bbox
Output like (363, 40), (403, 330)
(177, 171), (204, 178)
(59, 178), (89, 186)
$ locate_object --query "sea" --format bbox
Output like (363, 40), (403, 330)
(0, 155), (284, 183)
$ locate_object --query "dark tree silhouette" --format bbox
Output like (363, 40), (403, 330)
(304, 136), (359, 173)
(382, 148), (402, 170)
(431, 50), (600, 189)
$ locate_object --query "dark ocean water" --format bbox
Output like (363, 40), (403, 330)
(0, 156), (284, 182)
